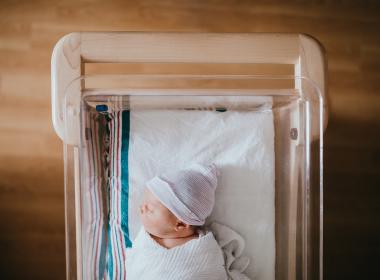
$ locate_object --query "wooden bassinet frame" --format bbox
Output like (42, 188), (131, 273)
(51, 32), (327, 280)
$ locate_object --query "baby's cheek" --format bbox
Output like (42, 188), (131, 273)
(140, 212), (151, 227)
(141, 212), (156, 227)
(155, 210), (167, 221)
(150, 213), (162, 225)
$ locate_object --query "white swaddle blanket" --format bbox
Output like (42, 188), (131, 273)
(125, 226), (228, 280)
(210, 222), (251, 280)
(124, 222), (251, 280)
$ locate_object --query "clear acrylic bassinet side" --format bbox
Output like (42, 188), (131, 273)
(62, 74), (325, 280)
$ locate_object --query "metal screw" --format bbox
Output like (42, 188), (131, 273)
(290, 128), (298, 140)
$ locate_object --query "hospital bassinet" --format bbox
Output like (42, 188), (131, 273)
(51, 32), (327, 280)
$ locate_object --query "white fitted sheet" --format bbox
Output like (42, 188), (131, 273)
(128, 109), (275, 280)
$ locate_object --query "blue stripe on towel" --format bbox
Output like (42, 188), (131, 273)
(98, 224), (107, 279)
(121, 110), (132, 248)
(107, 225), (113, 280)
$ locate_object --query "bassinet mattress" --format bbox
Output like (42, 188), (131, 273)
(81, 108), (275, 280)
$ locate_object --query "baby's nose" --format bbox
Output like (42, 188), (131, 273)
(140, 203), (147, 214)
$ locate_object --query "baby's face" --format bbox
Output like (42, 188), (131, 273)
(139, 188), (178, 238)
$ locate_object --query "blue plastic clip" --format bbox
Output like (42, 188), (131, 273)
(96, 104), (108, 112)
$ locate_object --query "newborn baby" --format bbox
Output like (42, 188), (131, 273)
(124, 163), (228, 280)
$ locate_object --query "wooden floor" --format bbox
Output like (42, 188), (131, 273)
(1, 0), (379, 279)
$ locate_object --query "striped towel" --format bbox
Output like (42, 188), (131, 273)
(81, 111), (109, 279)
(82, 110), (133, 280)
(104, 111), (132, 280)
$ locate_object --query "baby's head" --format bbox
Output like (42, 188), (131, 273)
(139, 163), (219, 238)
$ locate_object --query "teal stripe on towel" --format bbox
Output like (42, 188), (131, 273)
(107, 225), (113, 279)
(97, 114), (108, 279)
(121, 110), (132, 248)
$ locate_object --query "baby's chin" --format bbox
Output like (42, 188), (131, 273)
(142, 222), (170, 238)
(143, 226), (163, 238)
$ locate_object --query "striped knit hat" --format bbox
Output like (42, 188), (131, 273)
(146, 163), (220, 226)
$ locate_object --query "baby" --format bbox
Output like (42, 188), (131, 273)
(124, 163), (228, 280)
